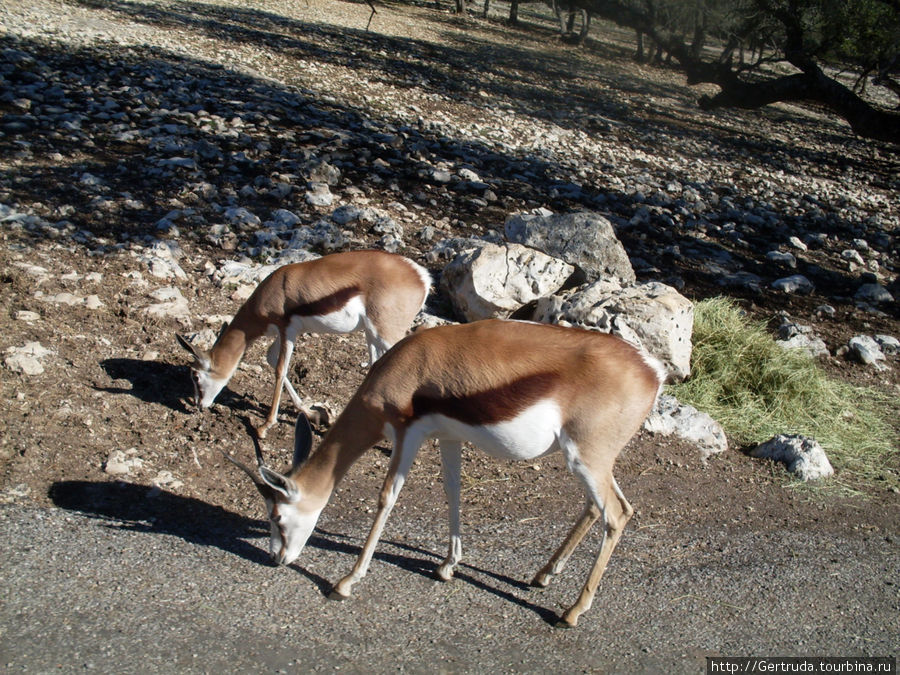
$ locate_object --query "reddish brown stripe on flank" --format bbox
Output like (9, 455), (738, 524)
(411, 372), (559, 426)
(289, 286), (361, 318)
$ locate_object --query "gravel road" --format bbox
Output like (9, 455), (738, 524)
(2, 479), (897, 673)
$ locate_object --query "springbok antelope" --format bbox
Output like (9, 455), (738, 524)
(177, 250), (431, 437)
(223, 319), (665, 627)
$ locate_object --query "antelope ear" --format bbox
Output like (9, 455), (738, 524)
(176, 334), (210, 369)
(259, 466), (300, 502)
(218, 322), (229, 339)
(292, 413), (313, 469)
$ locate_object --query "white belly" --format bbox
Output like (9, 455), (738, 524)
(285, 295), (368, 338)
(413, 399), (563, 461)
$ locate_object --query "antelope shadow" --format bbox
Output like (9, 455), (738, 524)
(97, 357), (261, 415)
(49, 480), (557, 623)
(49, 479), (272, 565)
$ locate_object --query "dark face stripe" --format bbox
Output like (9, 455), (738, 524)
(411, 372), (559, 426)
(289, 286), (361, 318)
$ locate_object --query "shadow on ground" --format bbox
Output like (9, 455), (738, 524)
(48, 479), (560, 623)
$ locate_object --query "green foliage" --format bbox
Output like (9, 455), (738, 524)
(668, 297), (899, 484)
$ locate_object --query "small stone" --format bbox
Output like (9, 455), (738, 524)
(841, 249), (865, 266)
(306, 182), (334, 207)
(104, 450), (144, 476)
(847, 336), (887, 369)
(4, 342), (53, 375)
(766, 250), (797, 268)
(331, 205), (362, 225)
(854, 283), (893, 305)
(771, 275), (814, 294)
(787, 236), (808, 251)
(643, 395), (727, 459)
(874, 335), (899, 355)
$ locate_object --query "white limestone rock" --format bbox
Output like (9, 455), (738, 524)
(534, 280), (694, 382)
(751, 434), (833, 481)
(441, 242), (574, 321)
(643, 394), (728, 459)
(4, 342), (54, 375)
(504, 211), (635, 283)
(144, 286), (192, 326)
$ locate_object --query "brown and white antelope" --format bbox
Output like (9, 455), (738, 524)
(177, 250), (431, 437)
(223, 319), (665, 627)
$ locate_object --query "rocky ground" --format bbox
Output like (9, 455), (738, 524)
(0, 0), (898, 670)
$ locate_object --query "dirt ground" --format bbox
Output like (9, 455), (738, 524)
(1, 232), (897, 558)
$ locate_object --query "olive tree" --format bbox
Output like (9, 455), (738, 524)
(584, 0), (900, 142)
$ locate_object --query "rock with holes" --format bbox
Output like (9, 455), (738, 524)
(751, 434), (833, 481)
(534, 280), (693, 382)
(440, 242), (574, 321)
(287, 218), (345, 251)
(504, 211), (635, 284)
(643, 394), (727, 459)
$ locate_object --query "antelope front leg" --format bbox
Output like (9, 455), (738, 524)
(436, 440), (463, 581)
(258, 333), (293, 438)
(330, 429), (422, 599)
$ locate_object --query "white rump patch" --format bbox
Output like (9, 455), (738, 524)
(401, 257), (433, 310)
(640, 350), (667, 395)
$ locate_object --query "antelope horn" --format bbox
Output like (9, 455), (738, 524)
(250, 426), (267, 468)
(217, 447), (263, 486)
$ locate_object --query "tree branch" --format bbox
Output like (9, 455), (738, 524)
(698, 70), (900, 143)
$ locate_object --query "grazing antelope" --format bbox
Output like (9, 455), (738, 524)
(177, 250), (431, 437)
(223, 319), (665, 627)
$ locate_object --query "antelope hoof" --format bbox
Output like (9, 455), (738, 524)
(555, 609), (579, 629)
(530, 572), (552, 588)
(328, 588), (350, 602)
(435, 564), (455, 582)
(255, 423), (272, 439)
(306, 404), (331, 429)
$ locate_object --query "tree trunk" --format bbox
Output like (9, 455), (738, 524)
(635, 30), (646, 62)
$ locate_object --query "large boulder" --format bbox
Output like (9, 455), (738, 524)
(504, 211), (635, 284)
(534, 280), (693, 382)
(441, 242), (574, 321)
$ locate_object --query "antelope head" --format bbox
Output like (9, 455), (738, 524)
(221, 415), (323, 566)
(176, 330), (228, 409)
